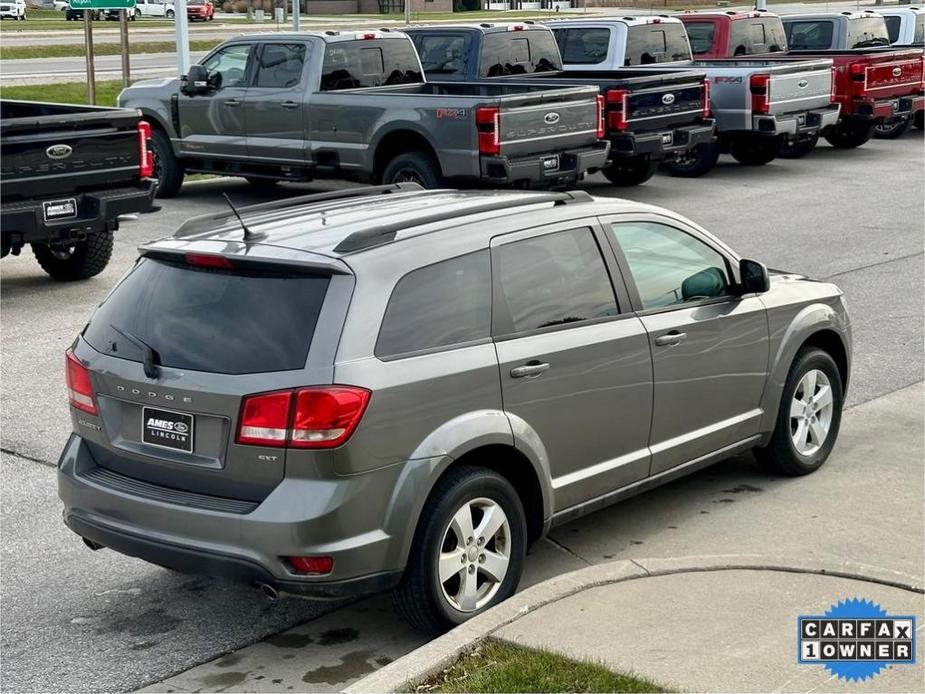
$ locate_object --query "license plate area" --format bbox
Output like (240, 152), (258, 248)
(542, 155), (560, 173)
(43, 198), (77, 222)
(142, 406), (194, 453)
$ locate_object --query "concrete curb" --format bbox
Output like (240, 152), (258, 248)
(345, 554), (924, 693)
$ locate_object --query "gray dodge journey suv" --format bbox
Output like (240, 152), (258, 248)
(58, 183), (850, 633)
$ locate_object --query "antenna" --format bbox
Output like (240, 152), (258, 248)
(222, 193), (264, 242)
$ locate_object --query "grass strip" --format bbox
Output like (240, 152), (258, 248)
(1, 38), (220, 60)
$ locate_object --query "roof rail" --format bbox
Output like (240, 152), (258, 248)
(175, 183), (426, 238)
(333, 190), (593, 254)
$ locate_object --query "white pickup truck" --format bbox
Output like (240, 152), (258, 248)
(880, 7), (925, 46)
(547, 16), (839, 174)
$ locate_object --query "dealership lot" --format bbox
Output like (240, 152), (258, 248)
(1, 136), (922, 692)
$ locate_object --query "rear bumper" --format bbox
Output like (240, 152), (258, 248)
(479, 141), (610, 188)
(0, 180), (156, 247)
(57, 433), (406, 600)
(752, 105), (841, 137)
(847, 94), (924, 121)
(610, 120), (716, 159)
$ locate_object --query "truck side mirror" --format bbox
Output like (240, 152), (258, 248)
(181, 65), (212, 95)
(739, 258), (770, 294)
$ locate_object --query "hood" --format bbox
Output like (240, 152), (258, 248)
(118, 77), (180, 106)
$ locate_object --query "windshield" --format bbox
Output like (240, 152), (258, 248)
(847, 17), (891, 47)
(83, 258), (330, 375)
(623, 23), (692, 65)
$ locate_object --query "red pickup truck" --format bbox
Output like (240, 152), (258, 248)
(679, 11), (925, 152)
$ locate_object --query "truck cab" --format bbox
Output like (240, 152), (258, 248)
(679, 10), (788, 59)
(879, 7), (925, 46)
(781, 11), (892, 50)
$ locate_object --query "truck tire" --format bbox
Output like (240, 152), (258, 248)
(729, 136), (779, 165)
(874, 117), (912, 140)
(32, 231), (114, 281)
(150, 128), (185, 198)
(600, 156), (658, 186)
(165, 8), (174, 17)
(914, 111), (923, 130)
(393, 465), (527, 635)
(754, 347), (843, 477)
(663, 142), (719, 178)
(778, 134), (819, 159)
(824, 121), (874, 149)
(381, 151), (444, 188)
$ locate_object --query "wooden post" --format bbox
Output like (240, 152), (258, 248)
(84, 9), (96, 105)
(120, 8), (131, 89)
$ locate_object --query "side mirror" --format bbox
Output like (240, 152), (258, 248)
(181, 65), (212, 95)
(739, 258), (770, 294)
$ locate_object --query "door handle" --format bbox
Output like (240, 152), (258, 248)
(281, 101), (300, 110)
(510, 361), (550, 379)
(654, 331), (687, 347)
(223, 98), (241, 107)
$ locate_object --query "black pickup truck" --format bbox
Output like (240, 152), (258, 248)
(0, 101), (157, 280)
(405, 22), (716, 186)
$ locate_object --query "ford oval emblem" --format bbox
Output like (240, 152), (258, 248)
(662, 93), (676, 105)
(797, 79), (809, 89)
(892, 67), (903, 77)
(46, 144), (73, 160)
(544, 112), (560, 125)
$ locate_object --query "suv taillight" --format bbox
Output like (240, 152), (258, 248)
(65, 349), (97, 415)
(702, 78), (711, 118)
(237, 386), (371, 449)
(596, 94), (605, 139)
(605, 88), (629, 132)
(476, 106), (500, 156)
(750, 74), (770, 115)
(137, 120), (153, 179)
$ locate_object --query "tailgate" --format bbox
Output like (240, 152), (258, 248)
(496, 87), (601, 157)
(861, 56), (925, 97)
(0, 104), (142, 201)
(624, 80), (707, 133)
(767, 66), (834, 114)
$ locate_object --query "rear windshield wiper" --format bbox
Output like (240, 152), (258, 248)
(109, 324), (160, 379)
(853, 38), (890, 47)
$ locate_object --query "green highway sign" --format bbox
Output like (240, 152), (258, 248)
(69, 0), (136, 8)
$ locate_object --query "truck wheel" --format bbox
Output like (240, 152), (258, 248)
(663, 142), (719, 178)
(150, 128), (185, 198)
(729, 136), (779, 166)
(778, 134), (819, 159)
(600, 156), (658, 186)
(914, 111), (923, 130)
(824, 121), (874, 149)
(32, 232), (114, 281)
(165, 8), (174, 17)
(874, 117), (912, 140)
(381, 152), (444, 188)
(754, 347), (843, 477)
(393, 465), (527, 635)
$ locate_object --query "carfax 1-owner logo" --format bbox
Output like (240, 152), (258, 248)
(798, 598), (916, 681)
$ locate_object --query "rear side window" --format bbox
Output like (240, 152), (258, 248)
(83, 258), (329, 375)
(847, 17), (891, 47)
(553, 27), (610, 65)
(786, 20), (833, 50)
(883, 15), (901, 43)
(730, 18), (787, 54)
(495, 228), (618, 334)
(254, 43), (306, 88)
(623, 24), (692, 65)
(480, 31), (561, 77)
(415, 33), (470, 77)
(376, 251), (491, 358)
(916, 14), (925, 43)
(320, 39), (422, 90)
(683, 22), (716, 55)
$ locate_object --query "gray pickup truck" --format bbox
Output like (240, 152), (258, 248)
(117, 30), (609, 196)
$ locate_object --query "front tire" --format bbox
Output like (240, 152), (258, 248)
(165, 8), (174, 17)
(150, 128), (185, 198)
(381, 151), (444, 188)
(874, 117), (912, 140)
(600, 155), (658, 186)
(824, 121), (875, 149)
(729, 136), (780, 165)
(32, 231), (114, 281)
(754, 347), (844, 477)
(393, 465), (527, 634)
(778, 134), (819, 159)
(663, 142), (720, 177)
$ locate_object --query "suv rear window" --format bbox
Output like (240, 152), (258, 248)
(321, 38), (422, 90)
(479, 31), (562, 77)
(623, 23), (692, 65)
(83, 258), (329, 375)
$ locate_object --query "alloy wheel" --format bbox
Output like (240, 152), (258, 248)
(790, 369), (834, 456)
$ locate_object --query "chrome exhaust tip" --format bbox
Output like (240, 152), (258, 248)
(259, 583), (279, 602)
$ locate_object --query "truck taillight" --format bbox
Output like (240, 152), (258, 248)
(596, 94), (605, 139)
(66, 349), (97, 416)
(920, 56), (924, 91)
(830, 67), (837, 103)
(237, 386), (371, 449)
(750, 74), (770, 115)
(137, 120), (153, 179)
(605, 88), (629, 132)
(849, 62), (867, 97)
(702, 78), (711, 118)
(476, 106), (501, 156)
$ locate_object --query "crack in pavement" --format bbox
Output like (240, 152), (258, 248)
(1, 447), (56, 467)
(821, 249), (924, 281)
(542, 536), (592, 566)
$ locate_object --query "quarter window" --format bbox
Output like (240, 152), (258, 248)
(610, 222), (730, 310)
(495, 228), (618, 334)
(376, 251), (491, 358)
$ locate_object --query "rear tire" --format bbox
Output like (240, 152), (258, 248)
(824, 121), (875, 149)
(754, 347), (844, 477)
(874, 117), (912, 140)
(663, 142), (720, 177)
(729, 136), (780, 165)
(778, 134), (819, 159)
(32, 232), (113, 281)
(393, 465), (527, 635)
(913, 111), (924, 130)
(165, 8), (174, 17)
(381, 151), (444, 188)
(150, 128), (184, 198)
(600, 155), (658, 186)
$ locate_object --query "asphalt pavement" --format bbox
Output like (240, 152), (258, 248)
(0, 135), (922, 692)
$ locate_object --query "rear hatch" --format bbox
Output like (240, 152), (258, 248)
(74, 249), (340, 503)
(0, 101), (143, 201)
